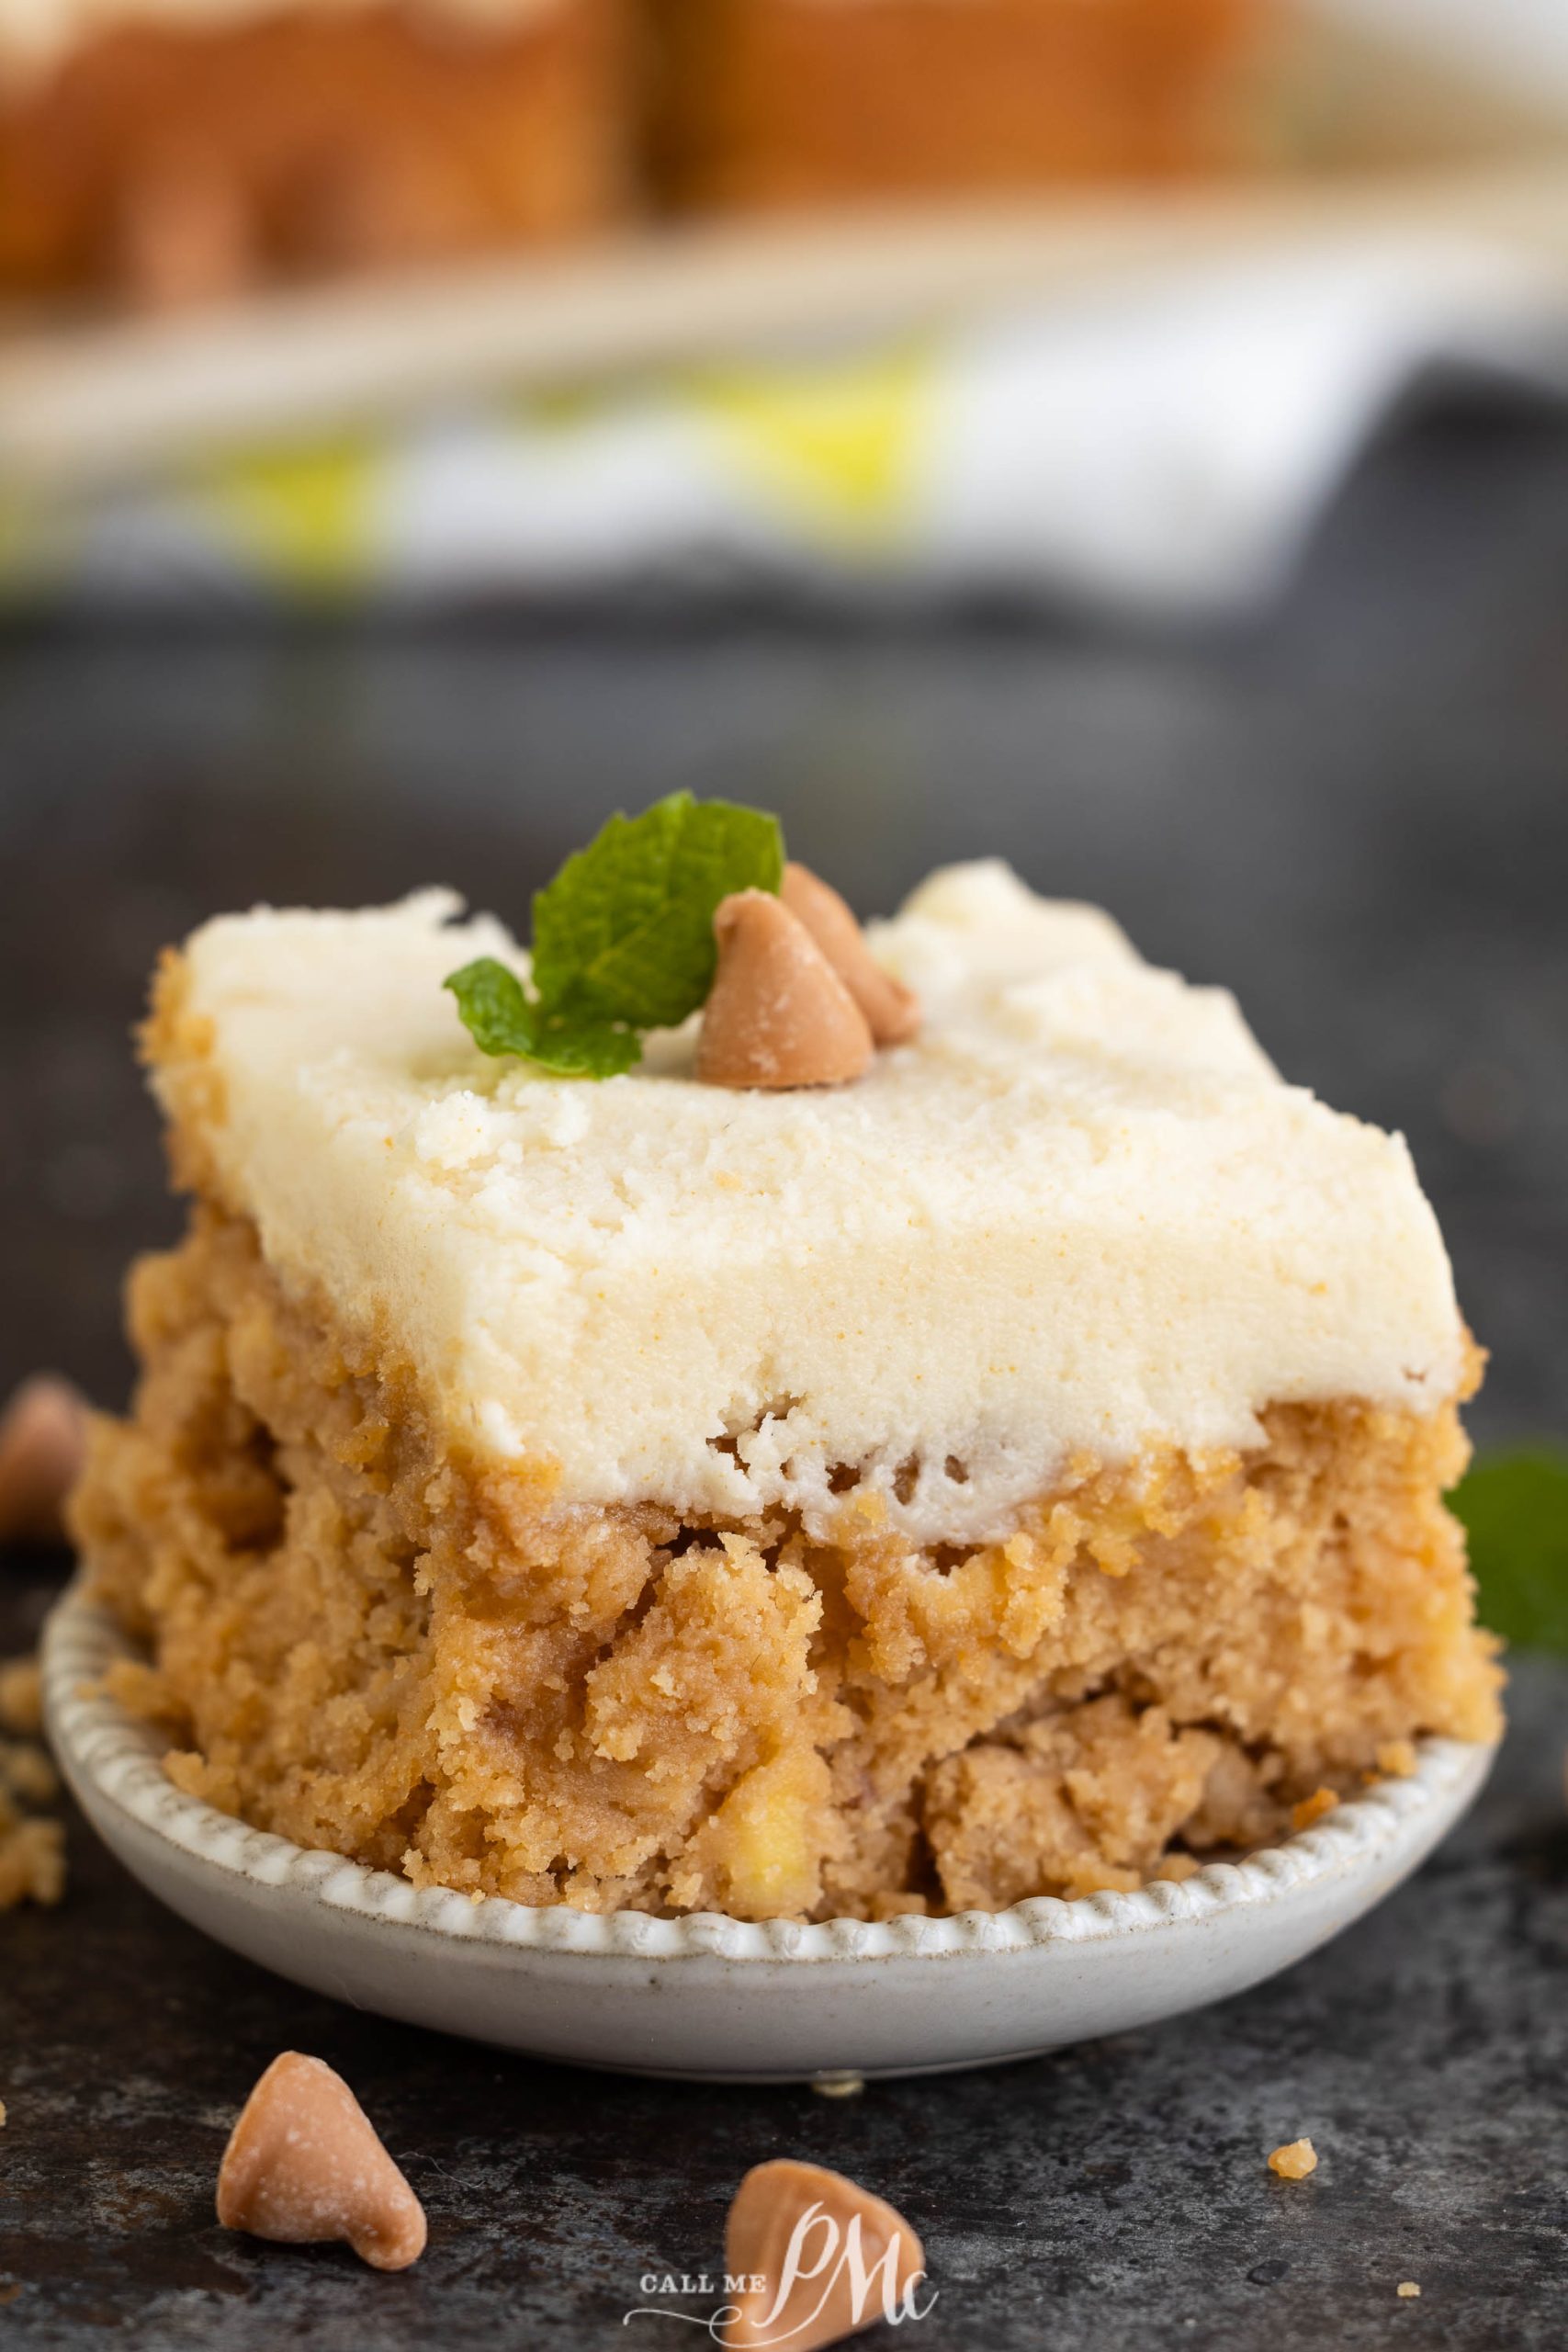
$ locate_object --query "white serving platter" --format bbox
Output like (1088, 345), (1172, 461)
(43, 1581), (1496, 2084)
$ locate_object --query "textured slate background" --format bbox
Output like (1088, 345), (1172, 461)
(1, 401), (1566, 2346)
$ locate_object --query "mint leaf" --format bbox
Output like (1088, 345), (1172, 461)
(1452, 1445), (1568, 1653)
(444, 956), (534, 1057)
(444, 957), (640, 1080)
(443, 795), (784, 1077)
(531, 792), (784, 1032)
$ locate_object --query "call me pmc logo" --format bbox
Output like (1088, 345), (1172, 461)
(624, 2201), (936, 2346)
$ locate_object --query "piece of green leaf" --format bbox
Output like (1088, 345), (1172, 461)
(1452, 1445), (1568, 1654)
(530, 792), (784, 1032)
(444, 957), (641, 1080)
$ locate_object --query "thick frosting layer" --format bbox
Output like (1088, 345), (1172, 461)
(151, 864), (1465, 1541)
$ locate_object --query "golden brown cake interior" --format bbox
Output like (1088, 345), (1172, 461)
(72, 1205), (1501, 1922)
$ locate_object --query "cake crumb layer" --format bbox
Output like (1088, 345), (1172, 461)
(72, 1210), (1501, 1921)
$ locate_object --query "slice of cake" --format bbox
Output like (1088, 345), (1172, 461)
(0, 0), (629, 308)
(653, 0), (1264, 217)
(73, 834), (1501, 1921)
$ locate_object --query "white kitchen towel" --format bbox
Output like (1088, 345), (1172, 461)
(17, 232), (1562, 616)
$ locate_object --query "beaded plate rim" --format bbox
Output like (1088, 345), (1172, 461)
(43, 1580), (1495, 1967)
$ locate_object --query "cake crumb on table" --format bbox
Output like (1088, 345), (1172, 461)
(1291, 1788), (1340, 1833)
(0, 1742), (57, 1806)
(0, 1809), (65, 1909)
(1397, 2281), (1421, 2299)
(0, 1660), (67, 1911)
(0, 1659), (42, 1737)
(1268, 2139), (1318, 2180)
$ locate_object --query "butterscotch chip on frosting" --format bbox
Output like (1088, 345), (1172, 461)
(724, 2159), (925, 2349)
(216, 2052), (426, 2271)
(780, 862), (920, 1045)
(697, 889), (873, 1090)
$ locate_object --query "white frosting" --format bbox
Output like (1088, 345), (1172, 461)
(154, 864), (1465, 1542)
(0, 0), (565, 84)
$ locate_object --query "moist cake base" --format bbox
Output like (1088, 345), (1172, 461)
(73, 1210), (1502, 1922)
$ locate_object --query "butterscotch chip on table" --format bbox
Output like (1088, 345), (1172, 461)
(653, 0), (1264, 215)
(0, 1376), (86, 1547)
(0, 0), (631, 307)
(217, 2052), (425, 2270)
(73, 858), (1501, 1922)
(1268, 2139), (1318, 2180)
(724, 2159), (924, 2348)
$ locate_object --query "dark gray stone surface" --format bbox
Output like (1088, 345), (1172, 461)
(1, 402), (1566, 2346)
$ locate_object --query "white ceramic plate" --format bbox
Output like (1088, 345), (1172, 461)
(43, 1582), (1495, 2084)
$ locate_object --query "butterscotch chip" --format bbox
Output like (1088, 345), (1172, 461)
(0, 1376), (87, 1546)
(697, 892), (874, 1090)
(216, 2052), (426, 2271)
(1375, 1739), (1418, 1780)
(1268, 2139), (1318, 2180)
(780, 864), (921, 1046)
(1291, 1787), (1339, 1833)
(1397, 2281), (1421, 2299)
(724, 2158), (924, 2349)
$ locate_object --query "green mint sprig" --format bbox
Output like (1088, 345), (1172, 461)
(443, 958), (641, 1080)
(445, 793), (784, 1079)
(1452, 1445), (1568, 1654)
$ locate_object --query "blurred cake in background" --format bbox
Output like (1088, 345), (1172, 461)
(654, 0), (1266, 214)
(0, 0), (631, 308)
(0, 0), (1275, 311)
